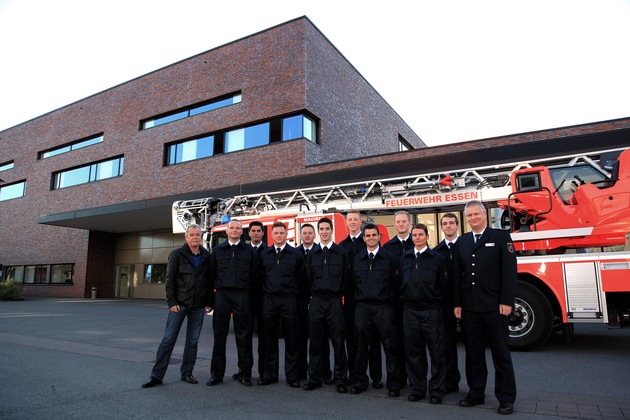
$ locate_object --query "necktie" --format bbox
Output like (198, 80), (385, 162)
(304, 248), (309, 256)
(447, 242), (453, 249)
(352, 237), (356, 242)
(415, 252), (421, 268)
(368, 252), (374, 270)
(276, 247), (281, 254)
(231, 244), (237, 255)
(474, 234), (481, 243)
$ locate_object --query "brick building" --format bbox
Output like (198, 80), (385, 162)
(1, 16), (629, 299)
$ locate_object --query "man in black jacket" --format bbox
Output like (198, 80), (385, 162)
(257, 221), (306, 388)
(399, 223), (447, 404)
(349, 223), (402, 397)
(383, 210), (414, 386)
(142, 224), (212, 388)
(454, 200), (517, 415)
(302, 217), (349, 393)
(339, 210), (382, 388)
(432, 212), (462, 394)
(207, 219), (257, 387)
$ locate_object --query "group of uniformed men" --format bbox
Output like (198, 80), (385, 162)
(143, 200), (518, 415)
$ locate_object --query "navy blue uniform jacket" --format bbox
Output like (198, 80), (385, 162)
(259, 244), (306, 295)
(453, 228), (517, 312)
(399, 248), (447, 305)
(353, 247), (399, 303)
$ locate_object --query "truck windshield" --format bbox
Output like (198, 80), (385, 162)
(549, 165), (607, 203)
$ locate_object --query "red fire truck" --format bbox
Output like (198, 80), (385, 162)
(172, 147), (630, 350)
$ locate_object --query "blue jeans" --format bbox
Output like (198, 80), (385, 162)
(150, 306), (205, 379)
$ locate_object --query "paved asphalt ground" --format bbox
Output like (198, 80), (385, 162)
(1, 298), (629, 420)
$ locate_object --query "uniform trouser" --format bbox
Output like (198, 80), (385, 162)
(307, 296), (348, 386)
(403, 304), (446, 397)
(211, 289), (253, 380)
(353, 302), (401, 391)
(395, 301), (407, 384)
(297, 295), (310, 379)
(461, 310), (517, 403)
(262, 294), (300, 382)
(151, 306), (205, 380)
(345, 298), (382, 382)
(251, 294), (266, 377)
(441, 302), (461, 389)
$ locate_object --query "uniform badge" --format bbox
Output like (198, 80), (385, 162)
(507, 242), (515, 253)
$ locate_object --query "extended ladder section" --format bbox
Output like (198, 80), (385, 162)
(172, 148), (623, 233)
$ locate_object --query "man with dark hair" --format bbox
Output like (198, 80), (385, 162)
(349, 223), (402, 397)
(399, 223), (448, 404)
(433, 212), (463, 394)
(232, 220), (267, 382)
(454, 200), (517, 415)
(339, 211), (382, 388)
(258, 221), (306, 388)
(296, 223), (318, 381)
(142, 224), (212, 388)
(207, 220), (257, 387)
(303, 217), (349, 393)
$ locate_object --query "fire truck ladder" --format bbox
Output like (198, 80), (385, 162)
(172, 148), (623, 233)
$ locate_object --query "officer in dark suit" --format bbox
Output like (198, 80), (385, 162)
(453, 200), (517, 415)
(432, 212), (463, 394)
(383, 210), (414, 386)
(399, 223), (448, 404)
(296, 223), (317, 381)
(208, 220), (257, 386)
(232, 220), (266, 382)
(302, 217), (349, 393)
(338, 210), (382, 388)
(349, 223), (402, 397)
(258, 221), (307, 388)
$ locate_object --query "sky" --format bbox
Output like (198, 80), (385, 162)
(1, 0), (629, 147)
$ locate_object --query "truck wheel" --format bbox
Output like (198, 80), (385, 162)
(508, 280), (553, 350)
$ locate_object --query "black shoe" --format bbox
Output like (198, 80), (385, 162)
(498, 402), (514, 415)
(459, 396), (485, 407)
(349, 386), (363, 395)
(288, 381), (301, 388)
(232, 372), (242, 380)
(238, 377), (252, 387)
(302, 383), (322, 391)
(337, 385), (348, 394)
(257, 378), (278, 386)
(444, 385), (459, 394)
(141, 376), (162, 388)
(181, 374), (198, 384)
(206, 378), (223, 386)
(408, 394), (423, 402)
(324, 377), (335, 385)
(430, 396), (442, 404)
(388, 390), (400, 398)
(372, 380), (384, 389)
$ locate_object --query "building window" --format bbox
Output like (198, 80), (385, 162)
(398, 135), (413, 152)
(3, 264), (74, 284)
(142, 93), (242, 129)
(52, 156), (124, 189)
(4, 266), (24, 283)
(163, 113), (318, 166)
(0, 160), (14, 172)
(225, 122), (270, 152)
(166, 135), (214, 165)
(144, 264), (167, 284)
(282, 115), (316, 142)
(0, 180), (26, 201)
(39, 134), (104, 159)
